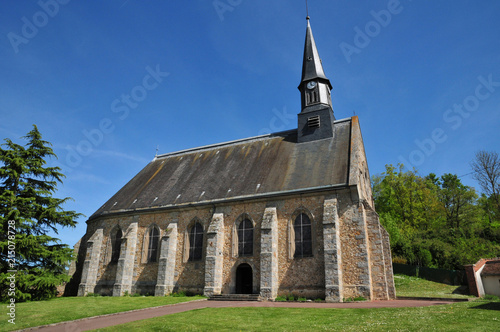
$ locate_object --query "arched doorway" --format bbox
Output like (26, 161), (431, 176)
(235, 263), (253, 294)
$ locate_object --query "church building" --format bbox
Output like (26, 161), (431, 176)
(72, 17), (396, 302)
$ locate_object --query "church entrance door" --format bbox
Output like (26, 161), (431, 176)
(235, 263), (253, 294)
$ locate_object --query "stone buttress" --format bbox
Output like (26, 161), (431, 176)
(113, 221), (138, 296)
(155, 223), (178, 296)
(260, 207), (279, 300)
(203, 213), (225, 296)
(77, 228), (103, 296)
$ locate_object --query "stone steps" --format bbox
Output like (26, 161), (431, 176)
(208, 294), (263, 301)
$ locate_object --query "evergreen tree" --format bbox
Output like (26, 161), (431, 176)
(0, 125), (81, 301)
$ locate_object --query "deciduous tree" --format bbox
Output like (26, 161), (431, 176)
(471, 150), (500, 213)
(372, 164), (499, 269)
(438, 173), (477, 230)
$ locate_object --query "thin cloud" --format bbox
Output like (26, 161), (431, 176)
(66, 171), (111, 185)
(92, 149), (150, 164)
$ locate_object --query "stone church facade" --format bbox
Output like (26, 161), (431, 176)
(71, 18), (395, 302)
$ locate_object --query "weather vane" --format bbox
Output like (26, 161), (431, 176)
(306, 0), (310, 19)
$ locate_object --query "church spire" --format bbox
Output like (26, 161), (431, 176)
(300, 17), (332, 90)
(297, 16), (336, 143)
(298, 17), (333, 114)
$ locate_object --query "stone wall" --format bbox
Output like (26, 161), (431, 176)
(338, 194), (372, 299)
(382, 226), (396, 299)
(274, 195), (326, 298)
(75, 189), (394, 301)
(348, 116), (375, 208)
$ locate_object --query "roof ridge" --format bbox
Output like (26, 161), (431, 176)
(154, 129), (296, 160)
(154, 117), (353, 161)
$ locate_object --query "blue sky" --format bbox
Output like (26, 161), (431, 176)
(1, 0), (499, 248)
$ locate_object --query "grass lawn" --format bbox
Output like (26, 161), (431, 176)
(394, 274), (475, 299)
(97, 301), (500, 331)
(0, 295), (205, 332)
(0, 275), (493, 331)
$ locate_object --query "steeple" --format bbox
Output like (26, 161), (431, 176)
(297, 17), (335, 143)
(299, 17), (332, 91)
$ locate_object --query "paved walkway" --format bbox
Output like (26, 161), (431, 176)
(26, 299), (455, 332)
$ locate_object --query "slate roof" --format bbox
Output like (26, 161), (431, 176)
(481, 260), (500, 276)
(89, 117), (354, 220)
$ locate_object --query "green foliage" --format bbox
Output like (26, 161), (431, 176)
(482, 294), (500, 301)
(287, 294), (295, 301)
(343, 296), (366, 302)
(170, 291), (187, 297)
(275, 295), (287, 302)
(478, 193), (500, 229)
(297, 297), (307, 302)
(0, 125), (81, 302)
(373, 164), (500, 269)
(439, 173), (478, 230)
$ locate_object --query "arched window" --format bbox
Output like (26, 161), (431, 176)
(294, 213), (312, 258)
(238, 219), (253, 257)
(111, 228), (122, 263)
(147, 226), (160, 263)
(188, 222), (203, 262)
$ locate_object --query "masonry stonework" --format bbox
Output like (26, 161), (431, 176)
(71, 187), (395, 302)
(260, 207), (279, 299)
(323, 197), (343, 302)
(77, 228), (103, 296)
(155, 223), (178, 296)
(204, 213), (225, 296)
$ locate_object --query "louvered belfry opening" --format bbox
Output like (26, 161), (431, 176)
(307, 115), (320, 129)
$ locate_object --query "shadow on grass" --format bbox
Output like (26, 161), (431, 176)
(470, 302), (500, 311)
(451, 286), (469, 295)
